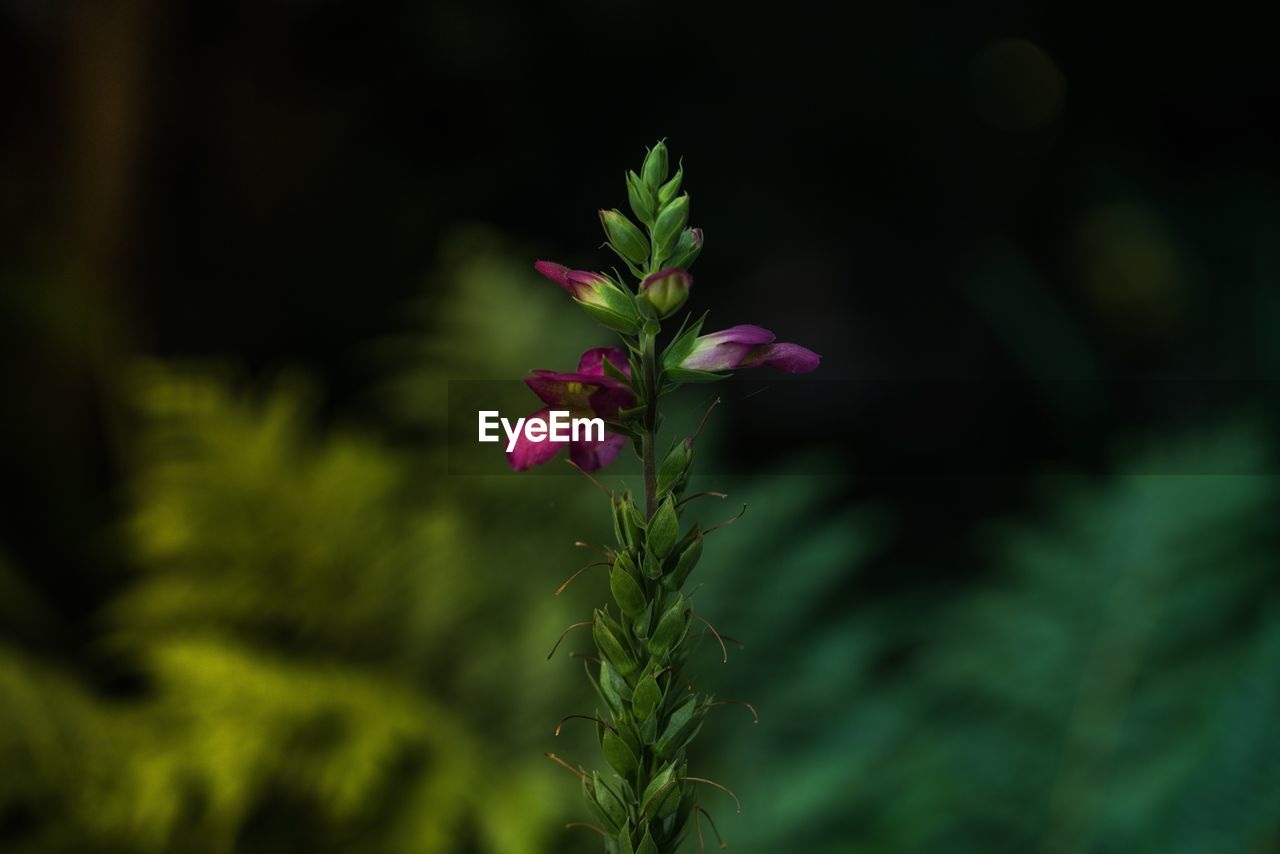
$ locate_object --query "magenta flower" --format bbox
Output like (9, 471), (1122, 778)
(674, 324), (821, 374)
(506, 347), (636, 473)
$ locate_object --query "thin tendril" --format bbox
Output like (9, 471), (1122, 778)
(676, 491), (728, 509)
(555, 714), (616, 736)
(691, 611), (730, 663)
(689, 396), (722, 446)
(546, 620), (593, 660)
(555, 561), (609, 597)
(544, 752), (587, 783)
(696, 806), (728, 848)
(565, 458), (613, 498)
(697, 699), (760, 724)
(704, 504), (747, 535)
(565, 823), (607, 837)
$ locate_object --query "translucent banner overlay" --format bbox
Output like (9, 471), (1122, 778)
(447, 379), (1278, 476)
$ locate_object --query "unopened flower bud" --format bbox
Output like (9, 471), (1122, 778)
(667, 227), (703, 269)
(639, 268), (692, 319)
(599, 209), (649, 266)
(642, 140), (669, 190)
(657, 162), (683, 205)
(651, 194), (689, 261)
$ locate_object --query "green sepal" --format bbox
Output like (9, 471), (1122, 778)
(647, 496), (679, 558)
(641, 140), (668, 190)
(627, 170), (656, 227)
(593, 771), (629, 829)
(657, 162), (683, 205)
(649, 765), (686, 820)
(602, 727), (640, 778)
(636, 828), (660, 854)
(655, 695), (700, 754)
(624, 500), (646, 546)
(652, 194), (689, 261)
(600, 659), (634, 710)
(617, 403), (646, 421)
(610, 562), (647, 617)
(632, 674), (663, 722)
(612, 500), (633, 551)
(594, 609), (639, 675)
(642, 548), (663, 580)
(647, 595), (687, 658)
(600, 352), (634, 386)
(638, 708), (658, 744)
(617, 830), (635, 854)
(665, 367), (730, 383)
(632, 599), (654, 639)
(657, 715), (704, 761)
(657, 439), (691, 495)
(641, 764), (676, 817)
(662, 530), (703, 591)
(660, 310), (707, 371)
(586, 659), (625, 719)
(578, 301), (641, 335)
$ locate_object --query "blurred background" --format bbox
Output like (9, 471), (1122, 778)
(3, 1), (1279, 851)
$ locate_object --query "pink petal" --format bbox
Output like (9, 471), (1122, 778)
(504, 409), (563, 471)
(740, 342), (821, 373)
(569, 433), (629, 472)
(577, 347), (631, 378)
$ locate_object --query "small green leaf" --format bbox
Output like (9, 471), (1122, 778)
(632, 599), (654, 639)
(602, 727), (640, 778)
(641, 764), (676, 815)
(648, 497), (679, 558)
(652, 194), (690, 261)
(599, 659), (633, 710)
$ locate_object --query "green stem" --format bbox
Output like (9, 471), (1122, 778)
(641, 330), (659, 519)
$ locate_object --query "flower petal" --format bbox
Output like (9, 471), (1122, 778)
(700, 324), (775, 347)
(577, 347), (631, 378)
(740, 342), (821, 373)
(534, 260), (573, 290)
(569, 432), (629, 472)
(504, 409), (563, 471)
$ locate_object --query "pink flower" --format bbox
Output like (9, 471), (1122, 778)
(506, 348), (636, 472)
(674, 324), (820, 374)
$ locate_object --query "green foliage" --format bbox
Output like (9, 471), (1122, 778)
(696, 429), (1280, 853)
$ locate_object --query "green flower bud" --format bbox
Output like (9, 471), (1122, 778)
(651, 194), (690, 262)
(662, 531), (703, 591)
(602, 727), (640, 778)
(647, 594), (687, 658)
(610, 559), (646, 617)
(600, 209), (649, 266)
(594, 608), (638, 674)
(647, 496), (679, 558)
(642, 140), (668, 190)
(667, 227), (703, 270)
(638, 268), (693, 320)
(627, 170), (656, 227)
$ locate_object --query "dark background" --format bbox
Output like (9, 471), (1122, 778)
(3, 2), (1279, 852)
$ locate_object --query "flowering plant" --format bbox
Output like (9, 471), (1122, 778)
(514, 141), (819, 852)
